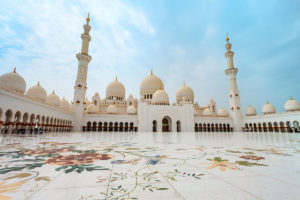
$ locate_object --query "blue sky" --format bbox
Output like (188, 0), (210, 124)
(0, 0), (299, 114)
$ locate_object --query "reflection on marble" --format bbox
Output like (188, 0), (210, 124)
(0, 132), (299, 200)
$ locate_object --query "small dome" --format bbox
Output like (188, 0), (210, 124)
(262, 101), (276, 114)
(26, 82), (47, 102)
(128, 94), (133, 99)
(127, 105), (136, 114)
(94, 92), (99, 97)
(107, 104), (118, 114)
(284, 97), (300, 112)
(60, 97), (70, 110)
(203, 107), (213, 116)
(152, 89), (169, 105)
(140, 70), (164, 96)
(86, 103), (97, 113)
(176, 82), (194, 103)
(0, 68), (26, 94)
(47, 90), (60, 106)
(217, 108), (229, 117)
(106, 77), (126, 99)
(246, 105), (256, 116)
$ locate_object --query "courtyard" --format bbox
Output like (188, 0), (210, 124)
(0, 132), (299, 200)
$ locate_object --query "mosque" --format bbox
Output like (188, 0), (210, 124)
(0, 15), (300, 134)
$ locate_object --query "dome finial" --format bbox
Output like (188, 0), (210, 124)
(86, 12), (90, 23)
(183, 80), (185, 86)
(226, 33), (229, 42)
(37, 81), (40, 86)
(115, 75), (118, 81)
(290, 96), (293, 100)
(150, 69), (153, 75)
(52, 90), (55, 94)
(13, 66), (16, 73)
(267, 101), (269, 104)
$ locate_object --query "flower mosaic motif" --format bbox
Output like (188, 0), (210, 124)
(240, 155), (265, 160)
(147, 155), (166, 165)
(201, 157), (239, 172)
(45, 153), (114, 165)
(0, 139), (288, 199)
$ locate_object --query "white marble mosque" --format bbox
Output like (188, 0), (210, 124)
(0, 14), (300, 134)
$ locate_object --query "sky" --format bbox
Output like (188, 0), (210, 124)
(0, 0), (299, 114)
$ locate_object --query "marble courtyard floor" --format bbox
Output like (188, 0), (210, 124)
(0, 132), (299, 200)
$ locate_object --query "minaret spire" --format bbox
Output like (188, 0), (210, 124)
(224, 34), (242, 132)
(73, 13), (92, 132)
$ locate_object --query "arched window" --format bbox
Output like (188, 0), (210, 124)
(274, 122), (279, 132)
(262, 122), (267, 132)
(194, 123), (198, 132)
(227, 124), (230, 132)
(130, 122), (134, 132)
(87, 122), (91, 131)
(223, 124), (226, 132)
(249, 123), (253, 132)
(104, 122), (108, 131)
(279, 121), (285, 132)
(211, 124), (214, 132)
(199, 123), (202, 132)
(253, 123), (257, 132)
(258, 123), (262, 132)
(245, 123), (249, 132)
(286, 121), (292, 133)
(176, 121), (181, 132)
(109, 122), (113, 132)
(153, 120), (157, 132)
(207, 124), (211, 132)
(125, 122), (129, 132)
(268, 122), (273, 132)
(119, 122), (124, 132)
(114, 122), (118, 132)
(92, 121), (97, 131)
(98, 122), (102, 131)
(293, 121), (299, 132)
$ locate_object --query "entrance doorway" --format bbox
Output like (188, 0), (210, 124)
(162, 116), (171, 132)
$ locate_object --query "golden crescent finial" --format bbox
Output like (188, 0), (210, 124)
(115, 76), (118, 81)
(150, 69), (153, 75)
(290, 96), (293, 100)
(52, 90), (55, 94)
(13, 66), (16, 73)
(267, 101), (269, 104)
(226, 33), (229, 42)
(86, 12), (90, 23)
(37, 81), (40, 86)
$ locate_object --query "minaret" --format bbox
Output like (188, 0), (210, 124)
(224, 34), (242, 132)
(73, 13), (92, 132)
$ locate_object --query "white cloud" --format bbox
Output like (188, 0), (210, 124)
(0, 0), (155, 102)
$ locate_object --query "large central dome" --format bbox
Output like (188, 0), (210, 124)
(140, 70), (164, 98)
(106, 77), (126, 100)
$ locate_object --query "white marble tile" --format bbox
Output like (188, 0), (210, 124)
(0, 132), (299, 200)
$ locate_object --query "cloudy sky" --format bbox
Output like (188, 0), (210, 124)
(0, 0), (299, 114)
